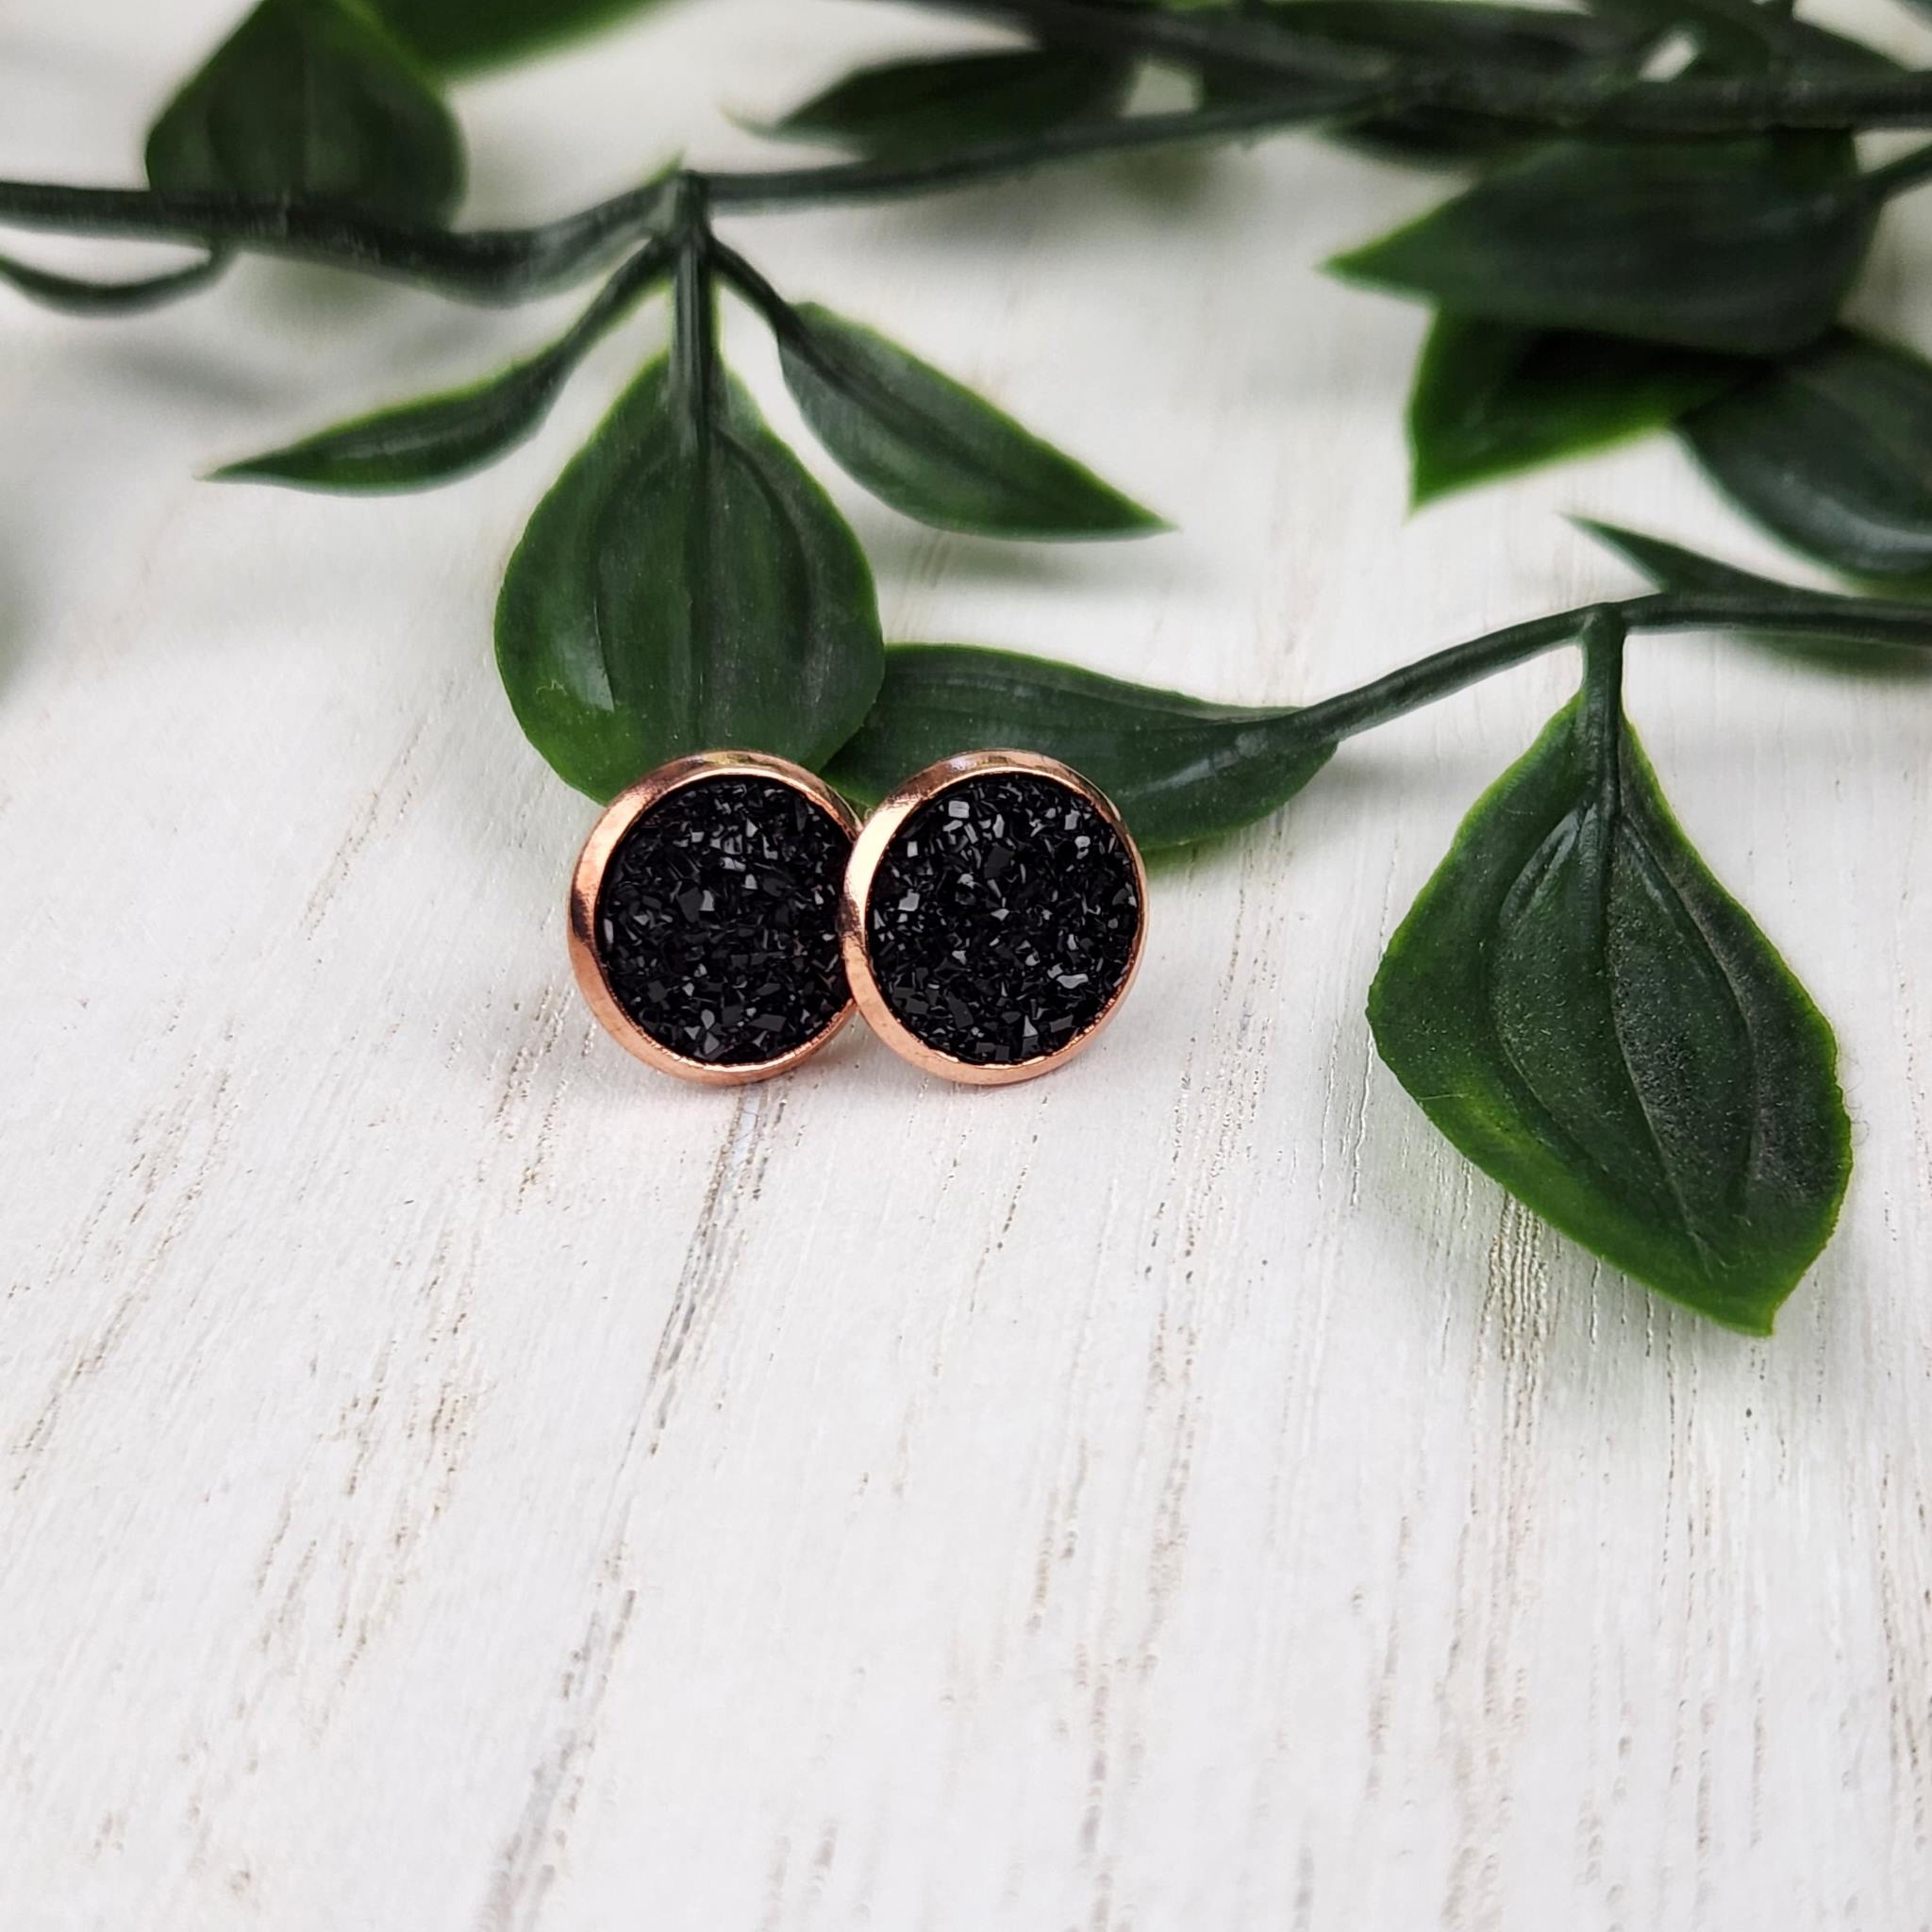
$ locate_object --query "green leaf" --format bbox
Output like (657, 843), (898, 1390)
(367, 0), (670, 75)
(1408, 315), (1742, 504)
(1329, 137), (1872, 357)
(763, 47), (1135, 159)
(1578, 519), (1806, 600)
(1677, 328), (1932, 582)
(1206, 1), (1634, 167)
(824, 644), (1334, 848)
(215, 241), (669, 491)
(146, 0), (464, 224)
(1384, 0), (1870, 499)
(774, 300), (1161, 540)
(1368, 625), (1849, 1333)
(1579, 518), (1932, 673)
(0, 247), (229, 314)
(495, 353), (884, 801)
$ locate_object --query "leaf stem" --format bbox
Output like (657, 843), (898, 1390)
(1858, 138), (1932, 204)
(571, 232), (676, 342)
(1290, 592), (1932, 748)
(1578, 607), (1629, 820)
(1292, 610), (1588, 743)
(670, 180), (719, 474)
(706, 236), (792, 329)
(0, 172), (677, 300)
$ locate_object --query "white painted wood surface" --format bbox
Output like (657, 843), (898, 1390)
(4, 2), (1930, 1925)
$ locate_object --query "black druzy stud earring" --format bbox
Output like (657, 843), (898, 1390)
(841, 750), (1147, 1085)
(569, 752), (860, 1084)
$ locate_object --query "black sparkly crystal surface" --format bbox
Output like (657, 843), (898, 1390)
(595, 775), (852, 1066)
(866, 772), (1141, 1066)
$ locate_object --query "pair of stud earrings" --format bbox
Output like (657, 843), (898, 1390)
(567, 747), (1148, 1087)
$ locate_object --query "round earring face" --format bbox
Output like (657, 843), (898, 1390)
(841, 751), (1147, 1085)
(569, 752), (860, 1084)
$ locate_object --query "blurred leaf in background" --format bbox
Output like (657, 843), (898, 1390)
(147, 0), (465, 219)
(368, 0), (677, 75)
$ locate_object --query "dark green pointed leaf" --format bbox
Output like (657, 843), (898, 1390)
(0, 247), (228, 314)
(146, 0), (464, 224)
(763, 47), (1134, 159)
(775, 301), (1160, 539)
(1369, 637), (1849, 1332)
(1206, 1), (1633, 167)
(1579, 519), (1805, 599)
(1330, 138), (1871, 357)
(1409, 314), (1742, 503)
(824, 644), (1334, 848)
(496, 354), (883, 801)
(1678, 329), (1932, 582)
(1580, 518), (1932, 672)
(215, 242), (669, 491)
(368, 0), (670, 75)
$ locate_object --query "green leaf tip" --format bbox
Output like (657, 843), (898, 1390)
(825, 643), (1332, 850)
(1405, 316), (1744, 508)
(0, 246), (231, 316)
(1577, 518), (1932, 672)
(209, 242), (673, 494)
(760, 47), (1135, 162)
(775, 300), (1165, 541)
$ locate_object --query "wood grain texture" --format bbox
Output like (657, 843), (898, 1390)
(2, 2), (1929, 1926)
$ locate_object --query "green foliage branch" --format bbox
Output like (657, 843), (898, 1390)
(7, 0), (1932, 1332)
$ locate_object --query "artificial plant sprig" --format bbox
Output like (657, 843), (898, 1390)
(902, 0), (1932, 131)
(7, 0), (1932, 1334)
(18, 17), (1932, 275)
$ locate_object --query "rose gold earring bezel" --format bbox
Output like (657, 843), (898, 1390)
(840, 749), (1149, 1088)
(568, 750), (862, 1087)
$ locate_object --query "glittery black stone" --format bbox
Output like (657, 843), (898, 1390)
(595, 776), (852, 1066)
(866, 772), (1141, 1066)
